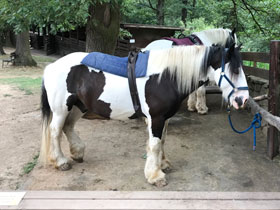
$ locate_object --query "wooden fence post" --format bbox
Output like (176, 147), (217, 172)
(267, 40), (280, 159)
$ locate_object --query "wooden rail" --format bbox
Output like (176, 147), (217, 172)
(2, 191), (280, 210)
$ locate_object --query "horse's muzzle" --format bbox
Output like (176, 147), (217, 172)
(233, 96), (248, 109)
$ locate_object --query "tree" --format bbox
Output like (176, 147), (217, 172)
(86, 1), (120, 53)
(0, 0), (122, 66)
(0, 0), (38, 66)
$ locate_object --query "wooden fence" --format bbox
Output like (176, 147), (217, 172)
(241, 52), (269, 80)
(241, 41), (280, 159)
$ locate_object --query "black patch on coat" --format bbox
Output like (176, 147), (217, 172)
(145, 71), (188, 139)
(66, 65), (112, 119)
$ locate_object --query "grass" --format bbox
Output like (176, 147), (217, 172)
(32, 55), (57, 63)
(3, 94), (12, 97)
(0, 77), (42, 95)
(22, 154), (39, 174)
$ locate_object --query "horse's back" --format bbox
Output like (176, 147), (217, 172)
(142, 40), (173, 51)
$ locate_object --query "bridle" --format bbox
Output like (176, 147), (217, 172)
(217, 48), (249, 103)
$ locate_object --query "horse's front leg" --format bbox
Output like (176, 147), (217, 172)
(161, 120), (171, 172)
(145, 117), (167, 187)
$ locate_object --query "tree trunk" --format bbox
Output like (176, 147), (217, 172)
(0, 33), (6, 55)
(86, 2), (120, 54)
(181, 0), (188, 27)
(191, 0), (196, 20)
(156, 0), (165, 25)
(14, 31), (37, 66)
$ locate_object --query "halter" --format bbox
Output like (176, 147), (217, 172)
(218, 48), (249, 102)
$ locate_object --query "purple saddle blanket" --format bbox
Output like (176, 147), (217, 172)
(163, 36), (203, 46)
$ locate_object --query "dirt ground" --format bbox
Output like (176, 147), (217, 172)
(0, 49), (280, 191)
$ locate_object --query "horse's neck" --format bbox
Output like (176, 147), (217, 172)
(194, 29), (229, 46)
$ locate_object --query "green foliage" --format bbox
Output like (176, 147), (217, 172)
(122, 0), (279, 52)
(119, 28), (132, 39)
(0, 77), (42, 95)
(0, 0), (279, 52)
(184, 18), (215, 35)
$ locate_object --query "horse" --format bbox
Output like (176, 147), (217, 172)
(40, 43), (249, 186)
(142, 28), (238, 115)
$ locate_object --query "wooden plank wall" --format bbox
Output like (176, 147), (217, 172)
(2, 191), (280, 210)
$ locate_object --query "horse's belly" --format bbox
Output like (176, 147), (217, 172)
(99, 73), (149, 120)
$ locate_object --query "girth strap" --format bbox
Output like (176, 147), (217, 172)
(127, 50), (145, 118)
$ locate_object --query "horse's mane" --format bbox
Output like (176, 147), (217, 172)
(193, 28), (237, 46)
(149, 46), (209, 94)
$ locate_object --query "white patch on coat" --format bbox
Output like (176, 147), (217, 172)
(98, 72), (150, 120)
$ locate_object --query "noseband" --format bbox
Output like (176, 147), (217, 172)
(217, 49), (249, 102)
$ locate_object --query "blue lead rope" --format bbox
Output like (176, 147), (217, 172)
(227, 110), (262, 151)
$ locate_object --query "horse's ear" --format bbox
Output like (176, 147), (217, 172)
(237, 43), (242, 50)
(231, 28), (236, 37)
(228, 43), (235, 56)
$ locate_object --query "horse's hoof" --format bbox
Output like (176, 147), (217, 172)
(162, 167), (172, 173)
(155, 179), (168, 187)
(197, 109), (208, 115)
(161, 160), (171, 173)
(188, 107), (196, 112)
(59, 163), (72, 171)
(72, 157), (83, 163)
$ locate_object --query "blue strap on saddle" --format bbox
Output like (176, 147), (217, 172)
(81, 51), (150, 78)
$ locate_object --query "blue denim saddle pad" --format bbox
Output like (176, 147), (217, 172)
(81, 51), (150, 78)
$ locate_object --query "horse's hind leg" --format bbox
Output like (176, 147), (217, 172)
(63, 106), (85, 163)
(145, 117), (167, 187)
(195, 86), (208, 114)
(187, 91), (197, 112)
(49, 112), (71, 170)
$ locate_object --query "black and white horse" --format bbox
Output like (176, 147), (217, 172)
(40, 44), (248, 186)
(143, 28), (238, 115)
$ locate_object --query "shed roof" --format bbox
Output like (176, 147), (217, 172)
(120, 23), (184, 31)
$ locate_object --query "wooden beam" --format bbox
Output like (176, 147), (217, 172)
(241, 52), (270, 63)
(2, 191), (280, 210)
(267, 40), (280, 159)
(243, 65), (269, 80)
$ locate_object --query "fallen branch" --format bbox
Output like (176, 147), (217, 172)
(253, 94), (268, 102)
(247, 96), (280, 131)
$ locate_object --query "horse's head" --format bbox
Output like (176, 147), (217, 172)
(207, 43), (249, 109)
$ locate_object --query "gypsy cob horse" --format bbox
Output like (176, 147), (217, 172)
(40, 43), (248, 186)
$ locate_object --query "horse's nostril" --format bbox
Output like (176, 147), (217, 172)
(235, 96), (243, 107)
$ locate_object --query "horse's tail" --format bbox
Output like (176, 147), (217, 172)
(39, 79), (52, 166)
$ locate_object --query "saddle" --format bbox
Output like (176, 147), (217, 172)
(81, 51), (150, 78)
(163, 34), (203, 46)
